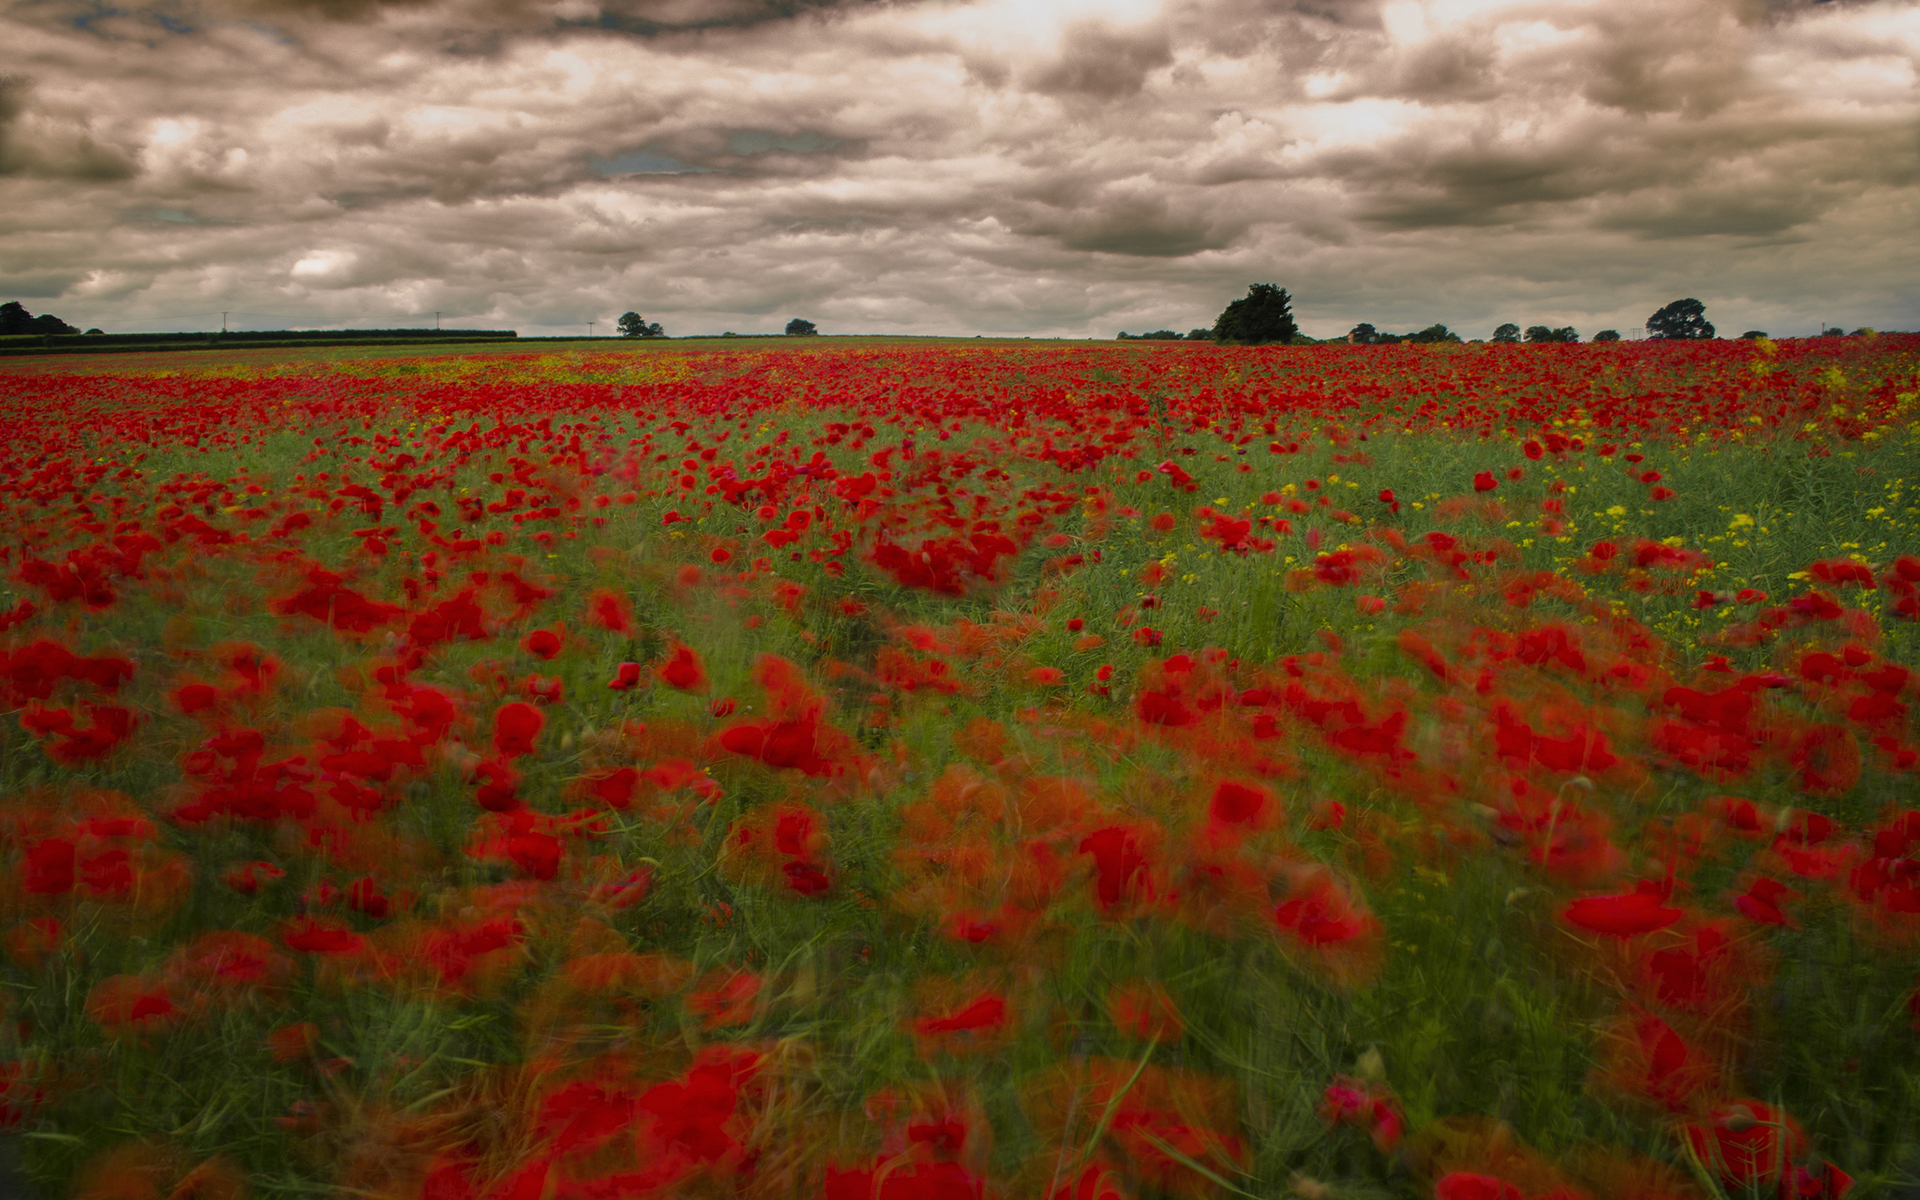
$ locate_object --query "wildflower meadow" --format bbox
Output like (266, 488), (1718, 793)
(1, 334), (1918, 1200)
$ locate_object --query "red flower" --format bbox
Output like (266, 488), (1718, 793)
(687, 970), (760, 1029)
(506, 830), (563, 881)
(1318, 1076), (1404, 1151)
(608, 662), (642, 690)
(1682, 1100), (1806, 1187)
(22, 839), (75, 895)
(586, 588), (633, 634)
(493, 702), (544, 758)
(345, 877), (390, 918)
(660, 644), (708, 691)
(1473, 471), (1498, 493)
(173, 683), (220, 714)
(1208, 779), (1274, 829)
(1435, 1173), (1522, 1200)
(524, 628), (562, 659)
(1107, 980), (1184, 1042)
(1733, 877), (1797, 927)
(223, 861), (285, 895)
(1564, 884), (1683, 937)
(1079, 825), (1157, 914)
(85, 975), (177, 1036)
(281, 917), (365, 955)
(1273, 869), (1378, 947)
(914, 995), (1008, 1036)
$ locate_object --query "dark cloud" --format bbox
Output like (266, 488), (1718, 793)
(0, 0), (1914, 337)
(1595, 188), (1825, 239)
(1025, 19), (1173, 97)
(0, 74), (138, 180)
(0, 269), (85, 297)
(1020, 192), (1243, 257)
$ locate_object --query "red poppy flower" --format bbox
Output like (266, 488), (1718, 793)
(1683, 1100), (1806, 1187)
(913, 994), (1007, 1036)
(22, 839), (75, 895)
(1274, 870), (1379, 947)
(280, 917), (365, 955)
(524, 628), (562, 659)
(586, 588), (633, 634)
(1107, 980), (1184, 1042)
(1563, 882), (1682, 937)
(224, 861), (286, 895)
(493, 702), (544, 758)
(659, 645), (708, 691)
(1435, 1173), (1522, 1200)
(85, 975), (177, 1035)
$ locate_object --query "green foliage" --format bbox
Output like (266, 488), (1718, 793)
(786, 318), (819, 336)
(1648, 298), (1715, 341)
(0, 301), (79, 336)
(1212, 284), (1297, 346)
(617, 311), (665, 338)
(1491, 323), (1521, 344)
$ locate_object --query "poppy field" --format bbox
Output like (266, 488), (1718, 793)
(2, 333), (1919, 1200)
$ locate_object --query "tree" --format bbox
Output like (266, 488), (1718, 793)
(1647, 298), (1714, 340)
(1489, 323), (1520, 343)
(1593, 329), (1621, 343)
(1347, 323), (1378, 345)
(1, 301), (77, 336)
(1739, 330), (1769, 340)
(616, 311), (663, 338)
(1186, 328), (1213, 341)
(1212, 284), (1296, 346)
(1406, 323), (1461, 344)
(1525, 325), (1578, 344)
(785, 318), (818, 336)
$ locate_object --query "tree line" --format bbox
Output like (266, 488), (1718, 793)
(1118, 293), (1861, 346)
(7, 296), (1878, 346)
(1, 302), (85, 336)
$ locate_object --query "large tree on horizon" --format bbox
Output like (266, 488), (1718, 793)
(1647, 298), (1715, 340)
(616, 311), (664, 338)
(1212, 284), (1296, 346)
(1, 301), (78, 336)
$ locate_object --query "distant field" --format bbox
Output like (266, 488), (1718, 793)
(1, 336), (1917, 1200)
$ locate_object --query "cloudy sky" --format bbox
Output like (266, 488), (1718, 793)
(3, 0), (1917, 339)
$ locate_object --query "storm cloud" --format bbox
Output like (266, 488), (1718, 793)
(2, 0), (1915, 338)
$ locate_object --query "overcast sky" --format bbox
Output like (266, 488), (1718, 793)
(3, 0), (1916, 339)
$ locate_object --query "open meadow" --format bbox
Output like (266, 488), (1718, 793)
(1, 334), (1918, 1200)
